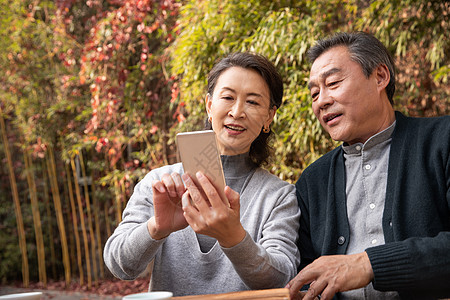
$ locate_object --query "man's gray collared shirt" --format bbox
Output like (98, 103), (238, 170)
(340, 122), (400, 300)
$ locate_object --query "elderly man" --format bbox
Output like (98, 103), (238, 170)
(287, 32), (450, 299)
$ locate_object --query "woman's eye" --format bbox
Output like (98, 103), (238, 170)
(221, 96), (234, 100)
(247, 100), (259, 105)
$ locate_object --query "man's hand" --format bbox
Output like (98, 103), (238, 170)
(286, 252), (374, 300)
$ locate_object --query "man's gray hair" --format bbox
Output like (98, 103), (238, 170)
(307, 32), (396, 105)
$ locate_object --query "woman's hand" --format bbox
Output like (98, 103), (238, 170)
(181, 171), (246, 248)
(147, 172), (188, 240)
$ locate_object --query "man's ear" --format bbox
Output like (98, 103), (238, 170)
(375, 64), (390, 92)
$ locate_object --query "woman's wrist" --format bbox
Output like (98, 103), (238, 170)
(218, 226), (246, 248)
(147, 217), (170, 240)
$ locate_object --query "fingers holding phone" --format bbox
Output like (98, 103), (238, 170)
(182, 172), (246, 248)
(181, 172), (211, 210)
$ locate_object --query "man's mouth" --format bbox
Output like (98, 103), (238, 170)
(323, 113), (342, 123)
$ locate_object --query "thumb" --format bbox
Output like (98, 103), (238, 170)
(224, 186), (240, 210)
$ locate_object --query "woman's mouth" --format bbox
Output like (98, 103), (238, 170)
(225, 124), (245, 133)
(225, 125), (245, 131)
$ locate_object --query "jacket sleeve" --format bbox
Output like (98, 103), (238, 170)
(103, 171), (166, 280)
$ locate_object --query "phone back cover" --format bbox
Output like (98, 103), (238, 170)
(176, 130), (226, 201)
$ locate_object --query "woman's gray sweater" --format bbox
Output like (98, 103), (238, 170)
(104, 154), (300, 296)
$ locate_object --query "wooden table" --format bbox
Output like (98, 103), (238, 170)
(172, 288), (290, 299)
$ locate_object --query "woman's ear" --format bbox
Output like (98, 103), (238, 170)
(265, 106), (277, 127)
(375, 64), (390, 92)
(205, 93), (212, 117)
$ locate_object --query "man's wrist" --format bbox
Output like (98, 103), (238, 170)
(361, 251), (375, 282)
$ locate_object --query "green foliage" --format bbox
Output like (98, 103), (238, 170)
(170, 0), (347, 178)
(0, 0), (84, 153)
(0, 0), (182, 284)
(171, 0), (449, 181)
(0, 0), (448, 285)
(355, 0), (449, 116)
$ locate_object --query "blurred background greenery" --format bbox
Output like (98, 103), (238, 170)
(0, 0), (448, 288)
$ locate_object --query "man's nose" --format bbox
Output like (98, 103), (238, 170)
(316, 90), (334, 109)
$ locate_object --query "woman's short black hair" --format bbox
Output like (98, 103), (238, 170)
(204, 52), (284, 166)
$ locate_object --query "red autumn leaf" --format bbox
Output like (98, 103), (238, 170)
(177, 114), (185, 123)
(150, 125), (158, 134)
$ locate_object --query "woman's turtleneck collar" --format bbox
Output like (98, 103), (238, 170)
(220, 152), (257, 178)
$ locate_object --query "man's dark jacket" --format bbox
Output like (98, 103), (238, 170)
(295, 112), (450, 299)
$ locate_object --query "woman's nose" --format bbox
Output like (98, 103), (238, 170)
(229, 101), (245, 119)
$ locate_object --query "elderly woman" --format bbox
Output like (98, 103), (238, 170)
(104, 52), (300, 296)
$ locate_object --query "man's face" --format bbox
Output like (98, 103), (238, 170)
(309, 46), (391, 145)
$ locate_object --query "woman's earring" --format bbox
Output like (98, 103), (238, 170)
(263, 126), (270, 133)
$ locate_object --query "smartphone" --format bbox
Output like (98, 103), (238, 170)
(176, 130), (227, 203)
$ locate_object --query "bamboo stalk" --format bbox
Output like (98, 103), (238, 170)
(61, 166), (75, 278)
(46, 145), (71, 285)
(24, 151), (47, 286)
(114, 177), (122, 225)
(0, 106), (29, 287)
(105, 153), (122, 227)
(67, 219), (76, 278)
(78, 152), (98, 283)
(70, 155), (92, 289)
(65, 162), (84, 285)
(91, 174), (105, 278)
(104, 201), (112, 240)
(42, 161), (57, 279)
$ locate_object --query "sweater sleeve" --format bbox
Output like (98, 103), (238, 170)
(366, 232), (450, 296)
(221, 183), (300, 289)
(103, 170), (167, 280)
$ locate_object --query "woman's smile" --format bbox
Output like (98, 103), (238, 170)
(224, 123), (246, 134)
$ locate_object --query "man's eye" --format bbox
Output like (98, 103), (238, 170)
(328, 80), (340, 87)
(222, 96), (233, 100)
(311, 92), (319, 100)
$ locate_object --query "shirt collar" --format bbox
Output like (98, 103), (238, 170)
(342, 121), (396, 155)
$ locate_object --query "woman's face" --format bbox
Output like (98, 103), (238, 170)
(206, 66), (276, 156)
